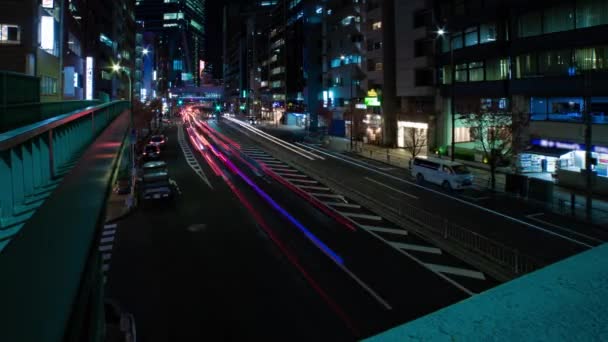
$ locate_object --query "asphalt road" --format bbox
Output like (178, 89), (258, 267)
(104, 124), (355, 341)
(225, 120), (608, 266)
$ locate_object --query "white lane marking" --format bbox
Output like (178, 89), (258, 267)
(269, 167), (297, 172)
(361, 226), (408, 236)
(260, 160), (284, 166)
(311, 193), (345, 199)
(104, 224), (117, 229)
(102, 264), (110, 272)
(391, 242), (443, 255)
(324, 202), (361, 209)
(246, 151), (268, 156)
(102, 253), (112, 261)
(179, 124), (214, 189)
(298, 185), (331, 191)
(526, 213), (604, 244)
(424, 263), (486, 280)
(253, 155), (277, 160)
(300, 144), (594, 249)
(276, 172), (307, 178)
(226, 118), (319, 160)
(297, 142), (392, 170)
(287, 179), (318, 184)
(102, 230), (115, 236)
(340, 212), (383, 221)
(365, 177), (419, 200)
(100, 236), (115, 244)
(99, 245), (112, 252)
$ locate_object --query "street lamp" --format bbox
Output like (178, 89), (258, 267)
(142, 48), (149, 56)
(342, 55), (355, 150)
(111, 63), (135, 204)
(437, 27), (456, 161)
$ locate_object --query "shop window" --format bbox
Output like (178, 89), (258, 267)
(576, 0), (608, 28)
(441, 35), (450, 53)
(464, 27), (478, 47)
(486, 58), (509, 80)
(454, 126), (472, 143)
(575, 46), (608, 71)
(468, 61), (484, 81)
(480, 23), (497, 43)
(548, 97), (584, 122)
(538, 50), (571, 76)
(530, 97), (548, 120)
(518, 11), (542, 37)
(543, 4), (575, 34)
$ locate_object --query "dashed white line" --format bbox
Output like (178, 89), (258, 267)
(276, 172), (307, 178)
(324, 202), (361, 209)
(286, 179), (318, 184)
(340, 212), (383, 221)
(298, 185), (331, 191)
(424, 263), (486, 280)
(361, 226), (408, 236)
(100, 236), (115, 244)
(391, 242), (443, 255)
(310, 193), (345, 199)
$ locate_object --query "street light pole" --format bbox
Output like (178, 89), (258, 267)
(438, 28), (456, 161)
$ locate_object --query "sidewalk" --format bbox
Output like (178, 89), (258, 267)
(324, 136), (608, 225)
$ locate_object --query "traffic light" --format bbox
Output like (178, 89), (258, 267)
(177, 99), (183, 106)
(239, 104), (246, 110)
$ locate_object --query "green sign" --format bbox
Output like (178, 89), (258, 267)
(365, 96), (381, 107)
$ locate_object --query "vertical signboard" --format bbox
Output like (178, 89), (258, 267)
(42, 0), (54, 8)
(40, 16), (54, 51)
(86, 57), (94, 100)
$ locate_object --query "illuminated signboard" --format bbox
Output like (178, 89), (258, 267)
(531, 139), (608, 154)
(86, 57), (94, 100)
(40, 16), (54, 51)
(42, 0), (54, 8)
(365, 97), (381, 107)
(355, 103), (367, 109)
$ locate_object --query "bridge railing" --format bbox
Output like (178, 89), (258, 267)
(0, 100), (129, 251)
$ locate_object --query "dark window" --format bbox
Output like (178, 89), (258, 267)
(415, 69), (434, 86)
(413, 10), (431, 28)
(414, 39), (432, 57)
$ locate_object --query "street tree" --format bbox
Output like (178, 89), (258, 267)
(460, 111), (528, 190)
(403, 127), (427, 166)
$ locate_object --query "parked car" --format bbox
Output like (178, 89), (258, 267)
(142, 144), (161, 161)
(411, 156), (474, 191)
(148, 134), (168, 149)
(139, 169), (174, 204)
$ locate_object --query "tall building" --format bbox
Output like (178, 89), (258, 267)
(435, 0), (608, 187)
(0, 0), (135, 102)
(136, 0), (206, 97)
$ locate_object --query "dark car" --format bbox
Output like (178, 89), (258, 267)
(149, 134), (167, 149)
(142, 144), (161, 161)
(248, 116), (258, 125)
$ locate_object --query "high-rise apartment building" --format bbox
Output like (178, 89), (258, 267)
(136, 0), (205, 97)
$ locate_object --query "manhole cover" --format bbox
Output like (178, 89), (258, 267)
(187, 224), (207, 233)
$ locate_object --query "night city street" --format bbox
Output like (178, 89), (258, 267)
(1, 0), (608, 341)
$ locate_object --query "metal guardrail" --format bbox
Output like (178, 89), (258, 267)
(0, 99), (102, 132)
(0, 100), (129, 251)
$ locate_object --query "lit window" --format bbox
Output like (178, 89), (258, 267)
(372, 21), (382, 30)
(0, 24), (20, 44)
(163, 13), (177, 20)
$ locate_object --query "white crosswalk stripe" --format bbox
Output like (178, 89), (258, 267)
(391, 242), (442, 255)
(424, 263), (486, 280)
(324, 202), (361, 209)
(297, 185), (331, 191)
(361, 226), (408, 236)
(340, 212), (382, 221)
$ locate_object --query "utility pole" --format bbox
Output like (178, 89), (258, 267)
(450, 35), (456, 161)
(583, 71), (593, 221)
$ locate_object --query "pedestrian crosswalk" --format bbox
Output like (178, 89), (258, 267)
(241, 146), (499, 294)
(99, 223), (117, 284)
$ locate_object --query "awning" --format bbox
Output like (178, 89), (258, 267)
(522, 146), (573, 158)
